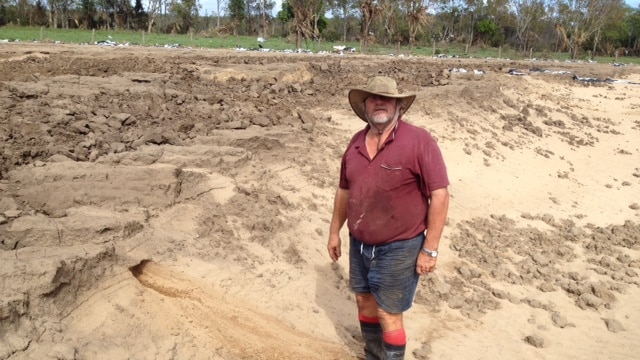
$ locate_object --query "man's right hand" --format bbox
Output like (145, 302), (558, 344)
(327, 234), (342, 261)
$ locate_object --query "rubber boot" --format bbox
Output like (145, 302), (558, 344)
(360, 321), (384, 360)
(383, 342), (406, 360)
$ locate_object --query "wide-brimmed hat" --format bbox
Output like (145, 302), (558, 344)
(348, 76), (416, 122)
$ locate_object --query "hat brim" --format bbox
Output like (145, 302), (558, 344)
(348, 89), (416, 122)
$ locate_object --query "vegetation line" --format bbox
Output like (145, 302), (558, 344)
(0, 0), (638, 62)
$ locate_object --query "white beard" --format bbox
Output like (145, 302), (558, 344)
(368, 106), (400, 126)
(370, 111), (393, 124)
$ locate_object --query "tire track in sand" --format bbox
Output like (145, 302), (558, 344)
(130, 260), (350, 359)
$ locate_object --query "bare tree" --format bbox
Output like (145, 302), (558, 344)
(47, 0), (73, 28)
(289, 0), (318, 49)
(434, 0), (464, 44)
(358, 0), (381, 47)
(145, 0), (162, 32)
(254, 0), (275, 38)
(400, 0), (431, 48)
(328, 0), (357, 42)
(554, 0), (625, 59)
(555, 22), (570, 53)
(462, 0), (484, 50)
(378, 0), (400, 44)
(216, 0), (226, 28)
(512, 0), (547, 52)
(588, 0), (625, 58)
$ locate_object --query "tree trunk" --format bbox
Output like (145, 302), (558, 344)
(592, 28), (600, 59)
(343, 19), (347, 42)
(147, 14), (155, 33)
(216, 0), (220, 28)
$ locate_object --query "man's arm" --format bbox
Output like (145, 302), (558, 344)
(416, 187), (449, 274)
(423, 187), (449, 251)
(327, 187), (349, 261)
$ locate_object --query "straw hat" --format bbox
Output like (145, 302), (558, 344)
(348, 76), (416, 122)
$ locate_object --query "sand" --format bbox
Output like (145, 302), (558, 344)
(0, 42), (639, 360)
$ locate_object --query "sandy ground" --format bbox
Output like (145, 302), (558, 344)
(0, 42), (639, 360)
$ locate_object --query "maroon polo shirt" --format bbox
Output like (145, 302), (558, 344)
(339, 119), (449, 245)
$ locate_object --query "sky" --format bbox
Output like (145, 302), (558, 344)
(197, 0), (639, 17)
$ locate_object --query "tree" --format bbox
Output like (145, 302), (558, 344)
(587, 0), (626, 59)
(277, 0), (294, 34)
(33, 0), (49, 26)
(78, 0), (98, 28)
(328, 0), (357, 42)
(627, 6), (640, 51)
(245, 0), (274, 38)
(475, 18), (499, 46)
(214, 0), (225, 28)
(170, 0), (200, 33)
(228, 0), (245, 35)
(358, 0), (381, 47)
(47, 0), (74, 28)
(133, 0), (147, 30)
(433, 0), (464, 44)
(287, 0), (323, 49)
(400, 0), (430, 48)
(512, 0), (547, 52)
(553, 0), (628, 59)
(462, 0), (484, 50)
(143, 0), (162, 32)
(378, 0), (401, 44)
(596, 5), (630, 55)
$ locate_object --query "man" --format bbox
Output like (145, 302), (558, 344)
(327, 76), (449, 360)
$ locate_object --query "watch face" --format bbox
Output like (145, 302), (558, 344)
(422, 248), (438, 257)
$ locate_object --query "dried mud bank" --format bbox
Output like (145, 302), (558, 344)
(1, 43), (639, 359)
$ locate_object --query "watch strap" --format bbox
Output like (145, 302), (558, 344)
(421, 248), (438, 258)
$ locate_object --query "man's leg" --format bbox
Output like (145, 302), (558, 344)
(378, 308), (406, 360)
(357, 294), (407, 360)
(356, 293), (384, 360)
(365, 235), (423, 359)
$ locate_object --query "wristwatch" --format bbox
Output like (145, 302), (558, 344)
(421, 248), (438, 258)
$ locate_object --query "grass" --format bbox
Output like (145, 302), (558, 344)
(1, 26), (637, 65)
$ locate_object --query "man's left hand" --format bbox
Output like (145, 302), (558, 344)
(416, 254), (437, 275)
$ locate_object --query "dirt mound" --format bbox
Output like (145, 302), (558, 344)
(1, 43), (639, 359)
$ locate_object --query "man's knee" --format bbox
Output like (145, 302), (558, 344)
(356, 293), (378, 315)
(377, 308), (404, 331)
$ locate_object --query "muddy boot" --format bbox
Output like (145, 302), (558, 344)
(382, 342), (406, 360)
(360, 321), (384, 360)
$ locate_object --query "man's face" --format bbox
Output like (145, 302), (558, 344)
(364, 95), (399, 125)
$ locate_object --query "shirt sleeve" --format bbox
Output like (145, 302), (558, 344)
(338, 129), (366, 190)
(419, 137), (449, 195)
(339, 154), (349, 189)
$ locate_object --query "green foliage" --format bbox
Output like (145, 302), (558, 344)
(0, 4), (9, 27)
(170, 0), (200, 33)
(317, 14), (328, 34)
(133, 0), (147, 31)
(0, 26), (638, 65)
(627, 8), (640, 42)
(277, 0), (294, 24)
(475, 18), (503, 46)
(0, 0), (638, 58)
(322, 28), (340, 42)
(228, 0), (245, 23)
(476, 19), (498, 36)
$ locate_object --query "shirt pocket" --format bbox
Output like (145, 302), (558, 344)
(376, 163), (410, 191)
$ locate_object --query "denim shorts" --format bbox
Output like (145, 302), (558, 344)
(349, 233), (424, 313)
